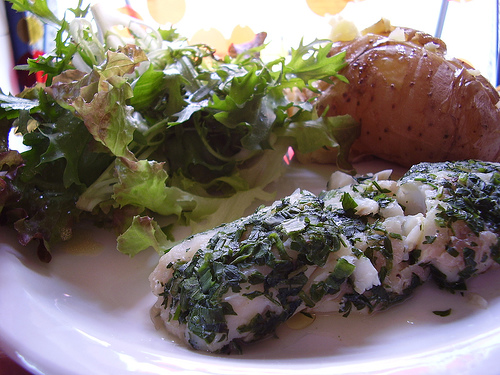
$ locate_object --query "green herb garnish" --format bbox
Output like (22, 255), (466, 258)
(433, 308), (452, 317)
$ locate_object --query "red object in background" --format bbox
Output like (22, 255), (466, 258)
(32, 50), (47, 84)
(283, 146), (295, 165)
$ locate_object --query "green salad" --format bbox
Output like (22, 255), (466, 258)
(0, 0), (360, 261)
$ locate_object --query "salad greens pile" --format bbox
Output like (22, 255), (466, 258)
(0, 0), (360, 261)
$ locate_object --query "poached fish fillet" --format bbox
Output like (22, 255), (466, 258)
(149, 160), (500, 353)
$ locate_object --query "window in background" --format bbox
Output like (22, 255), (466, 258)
(0, 1), (17, 94)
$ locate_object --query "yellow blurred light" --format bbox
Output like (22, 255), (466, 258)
(190, 28), (229, 57)
(147, 0), (186, 25)
(229, 25), (256, 45)
(307, 0), (352, 16)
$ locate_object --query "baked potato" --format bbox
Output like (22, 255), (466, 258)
(310, 22), (500, 167)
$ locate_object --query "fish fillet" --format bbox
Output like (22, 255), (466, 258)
(149, 160), (500, 353)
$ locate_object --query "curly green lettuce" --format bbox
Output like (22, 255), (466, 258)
(0, 0), (359, 260)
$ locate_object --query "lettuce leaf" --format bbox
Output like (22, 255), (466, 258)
(1, 0), (359, 259)
(117, 216), (171, 257)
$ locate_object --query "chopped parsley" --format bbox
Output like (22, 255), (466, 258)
(402, 161), (500, 235)
(433, 308), (452, 317)
(156, 160), (500, 352)
(161, 190), (367, 352)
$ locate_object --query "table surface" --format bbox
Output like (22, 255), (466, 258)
(0, 350), (32, 375)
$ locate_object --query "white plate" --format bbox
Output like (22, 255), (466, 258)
(1, 161), (500, 375)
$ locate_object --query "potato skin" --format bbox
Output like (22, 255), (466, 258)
(315, 29), (500, 167)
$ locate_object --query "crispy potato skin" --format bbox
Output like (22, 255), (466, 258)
(315, 30), (500, 167)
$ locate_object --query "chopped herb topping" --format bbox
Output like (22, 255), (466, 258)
(160, 190), (367, 351)
(403, 161), (500, 235)
(153, 160), (500, 353)
(423, 236), (437, 244)
(433, 308), (452, 317)
(341, 192), (358, 213)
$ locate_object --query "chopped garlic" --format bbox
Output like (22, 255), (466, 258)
(388, 27), (406, 42)
(424, 42), (441, 53)
(328, 171), (356, 189)
(352, 256), (381, 293)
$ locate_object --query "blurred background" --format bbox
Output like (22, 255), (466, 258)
(0, 0), (499, 93)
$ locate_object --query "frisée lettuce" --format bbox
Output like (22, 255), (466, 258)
(0, 0), (360, 260)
